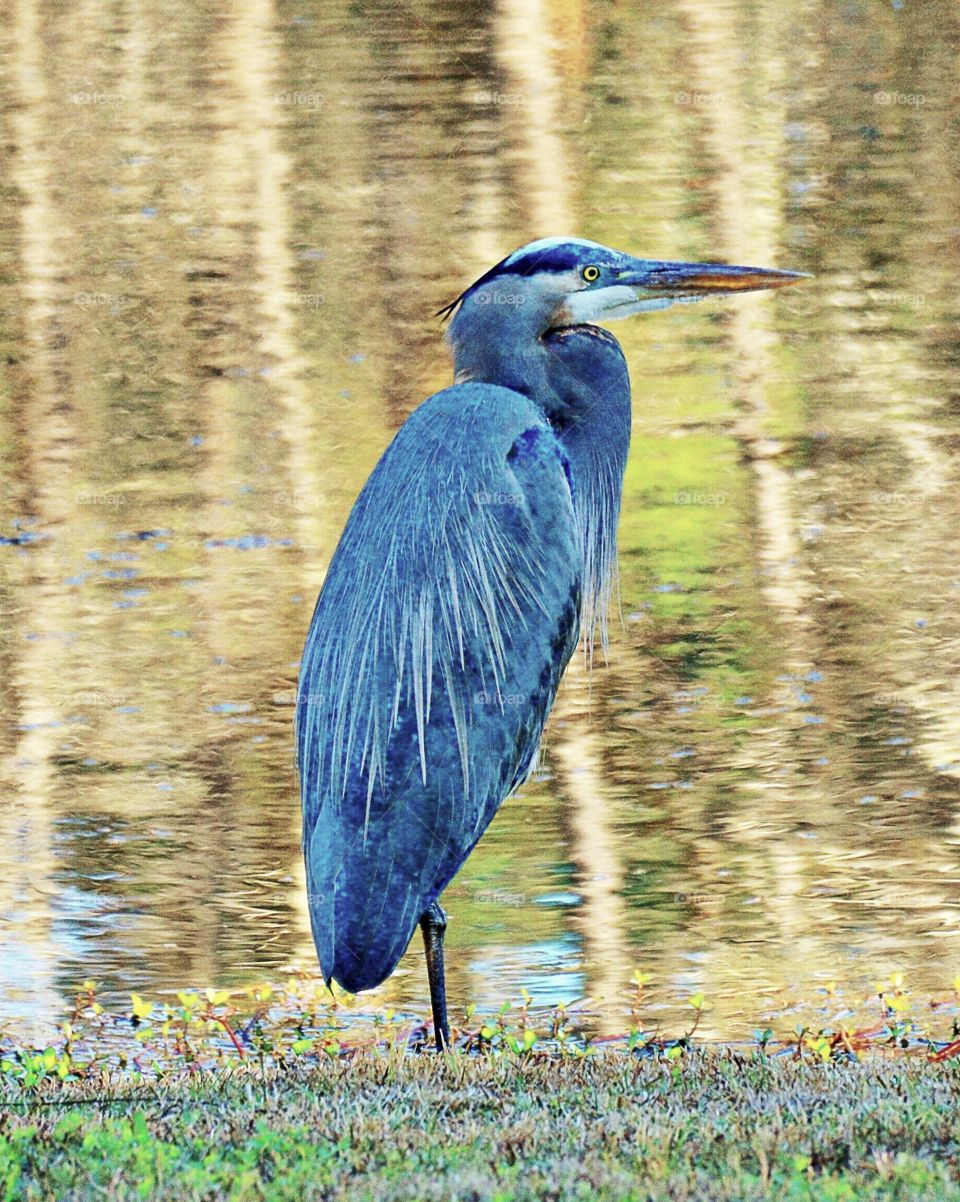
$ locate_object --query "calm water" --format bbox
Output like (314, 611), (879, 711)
(1, 0), (959, 1041)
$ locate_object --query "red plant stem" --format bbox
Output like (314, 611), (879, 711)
(930, 1038), (960, 1063)
(202, 1011), (246, 1058)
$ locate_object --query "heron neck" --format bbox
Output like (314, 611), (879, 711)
(541, 325), (632, 651)
(446, 292), (567, 418)
(448, 297), (630, 646)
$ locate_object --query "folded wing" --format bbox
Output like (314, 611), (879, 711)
(296, 382), (582, 991)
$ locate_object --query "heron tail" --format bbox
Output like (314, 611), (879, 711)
(305, 809), (426, 993)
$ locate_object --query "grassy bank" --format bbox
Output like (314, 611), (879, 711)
(2, 1050), (960, 1200)
(2, 974), (960, 1200)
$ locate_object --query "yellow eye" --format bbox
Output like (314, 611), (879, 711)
(582, 265), (601, 283)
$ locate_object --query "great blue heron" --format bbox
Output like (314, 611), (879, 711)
(296, 237), (805, 1050)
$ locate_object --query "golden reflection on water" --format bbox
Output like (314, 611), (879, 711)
(0, 0), (959, 1041)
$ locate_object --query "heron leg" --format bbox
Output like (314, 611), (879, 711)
(419, 902), (450, 1052)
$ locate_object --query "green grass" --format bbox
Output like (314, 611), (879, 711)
(2, 1050), (960, 1200)
(2, 974), (959, 1200)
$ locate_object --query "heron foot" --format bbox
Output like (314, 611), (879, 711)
(419, 902), (450, 1052)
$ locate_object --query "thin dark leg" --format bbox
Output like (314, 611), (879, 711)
(419, 901), (450, 1052)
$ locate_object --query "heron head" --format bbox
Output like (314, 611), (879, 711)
(441, 236), (808, 336)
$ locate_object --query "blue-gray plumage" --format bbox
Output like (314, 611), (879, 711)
(296, 237), (807, 1048)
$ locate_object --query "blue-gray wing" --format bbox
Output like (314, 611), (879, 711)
(296, 382), (581, 991)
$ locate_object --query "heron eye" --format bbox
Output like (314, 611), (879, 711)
(582, 265), (601, 283)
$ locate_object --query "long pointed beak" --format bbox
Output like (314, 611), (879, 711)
(621, 259), (810, 300)
(556, 255), (810, 325)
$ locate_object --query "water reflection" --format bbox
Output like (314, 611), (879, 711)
(0, 0), (959, 1041)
